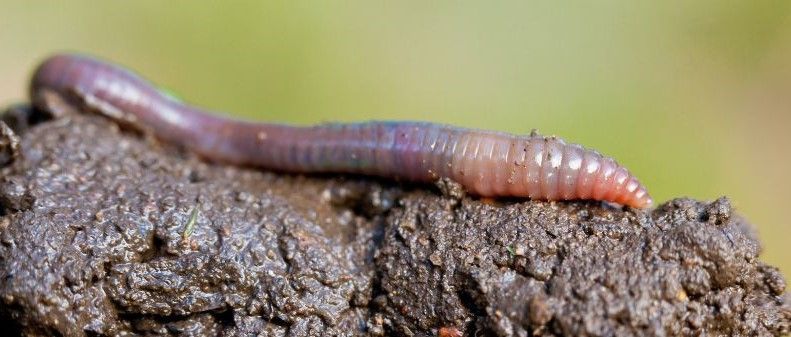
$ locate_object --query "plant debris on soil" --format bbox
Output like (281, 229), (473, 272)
(0, 102), (787, 336)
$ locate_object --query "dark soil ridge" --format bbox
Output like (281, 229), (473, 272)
(0, 104), (787, 336)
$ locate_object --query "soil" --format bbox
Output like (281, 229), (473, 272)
(0, 103), (787, 336)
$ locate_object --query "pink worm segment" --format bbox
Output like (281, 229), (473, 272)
(29, 54), (653, 208)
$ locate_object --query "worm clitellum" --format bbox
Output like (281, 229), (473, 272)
(30, 54), (653, 208)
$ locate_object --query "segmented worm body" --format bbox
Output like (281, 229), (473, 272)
(30, 54), (653, 208)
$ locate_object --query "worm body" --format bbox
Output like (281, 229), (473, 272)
(30, 54), (653, 208)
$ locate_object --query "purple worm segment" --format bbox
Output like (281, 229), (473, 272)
(29, 53), (653, 208)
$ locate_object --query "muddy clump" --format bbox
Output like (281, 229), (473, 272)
(0, 105), (787, 336)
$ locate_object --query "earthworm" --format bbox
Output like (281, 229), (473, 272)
(29, 53), (653, 208)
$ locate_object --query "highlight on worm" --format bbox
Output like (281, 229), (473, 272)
(29, 53), (653, 208)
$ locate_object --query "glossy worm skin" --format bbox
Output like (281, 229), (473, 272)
(30, 54), (653, 208)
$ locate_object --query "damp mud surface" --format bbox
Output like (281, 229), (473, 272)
(0, 104), (787, 336)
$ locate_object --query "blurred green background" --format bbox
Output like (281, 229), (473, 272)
(1, 2), (788, 278)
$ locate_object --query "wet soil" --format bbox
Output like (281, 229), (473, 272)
(0, 104), (787, 336)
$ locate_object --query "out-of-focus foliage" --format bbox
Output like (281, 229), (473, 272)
(1, 1), (788, 277)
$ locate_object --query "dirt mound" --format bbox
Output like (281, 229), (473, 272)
(0, 105), (787, 336)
